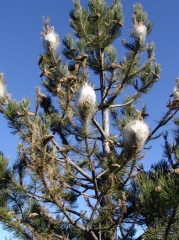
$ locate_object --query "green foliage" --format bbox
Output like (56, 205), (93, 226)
(70, 0), (123, 48)
(136, 163), (179, 239)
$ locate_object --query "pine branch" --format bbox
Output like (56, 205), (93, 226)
(92, 117), (107, 139)
(164, 206), (178, 239)
(84, 136), (99, 198)
(65, 183), (95, 199)
(53, 139), (93, 181)
(105, 46), (140, 107)
(39, 169), (87, 232)
(87, 192), (105, 231)
(148, 108), (179, 141)
(109, 98), (137, 108)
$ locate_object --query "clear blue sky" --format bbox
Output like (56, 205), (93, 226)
(0, 0), (179, 238)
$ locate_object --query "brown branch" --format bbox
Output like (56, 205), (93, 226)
(109, 98), (136, 108)
(164, 206), (178, 239)
(84, 136), (99, 198)
(65, 155), (93, 181)
(127, 57), (155, 79)
(65, 207), (89, 221)
(39, 171), (87, 232)
(65, 183), (95, 199)
(87, 192), (105, 231)
(92, 117), (107, 139)
(52, 139), (93, 181)
(148, 108), (179, 141)
(102, 46), (140, 107)
(96, 169), (109, 179)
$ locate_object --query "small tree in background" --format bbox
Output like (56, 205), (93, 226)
(0, 0), (179, 239)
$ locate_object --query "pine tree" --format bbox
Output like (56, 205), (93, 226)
(0, 0), (179, 239)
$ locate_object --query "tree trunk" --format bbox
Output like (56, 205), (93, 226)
(99, 49), (116, 240)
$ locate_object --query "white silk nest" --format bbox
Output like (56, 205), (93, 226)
(123, 120), (149, 152)
(173, 86), (179, 99)
(0, 74), (5, 98)
(133, 23), (147, 42)
(74, 82), (96, 120)
(43, 28), (60, 51)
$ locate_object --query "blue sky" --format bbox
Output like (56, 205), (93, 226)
(0, 0), (179, 238)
